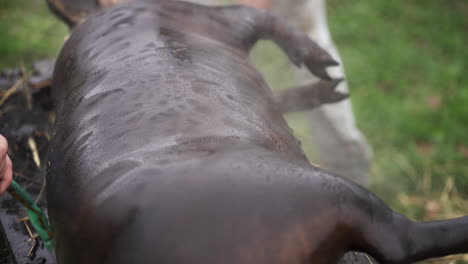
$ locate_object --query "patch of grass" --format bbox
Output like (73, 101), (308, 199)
(251, 0), (468, 226)
(0, 0), (67, 69)
(325, 0), (468, 213)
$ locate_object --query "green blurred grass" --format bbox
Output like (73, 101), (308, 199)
(326, 0), (468, 217)
(0, 0), (67, 69)
(253, 0), (468, 220)
(0, 0), (467, 222)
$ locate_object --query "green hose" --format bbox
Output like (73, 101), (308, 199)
(7, 180), (53, 251)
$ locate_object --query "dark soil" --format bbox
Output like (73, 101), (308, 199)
(0, 68), (55, 264)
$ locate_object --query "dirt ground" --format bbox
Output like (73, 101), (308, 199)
(0, 68), (55, 263)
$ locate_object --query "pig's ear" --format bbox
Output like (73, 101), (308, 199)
(46, 0), (127, 28)
(46, 0), (100, 28)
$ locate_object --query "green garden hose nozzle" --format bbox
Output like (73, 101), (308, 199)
(7, 180), (54, 251)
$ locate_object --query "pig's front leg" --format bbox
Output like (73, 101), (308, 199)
(274, 78), (347, 113)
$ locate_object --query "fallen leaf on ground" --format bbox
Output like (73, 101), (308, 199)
(426, 95), (442, 109)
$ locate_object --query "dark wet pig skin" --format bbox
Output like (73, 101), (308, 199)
(46, 1), (468, 264)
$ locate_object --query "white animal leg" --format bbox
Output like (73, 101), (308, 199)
(272, 0), (372, 185)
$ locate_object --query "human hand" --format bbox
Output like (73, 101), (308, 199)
(0, 135), (13, 194)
